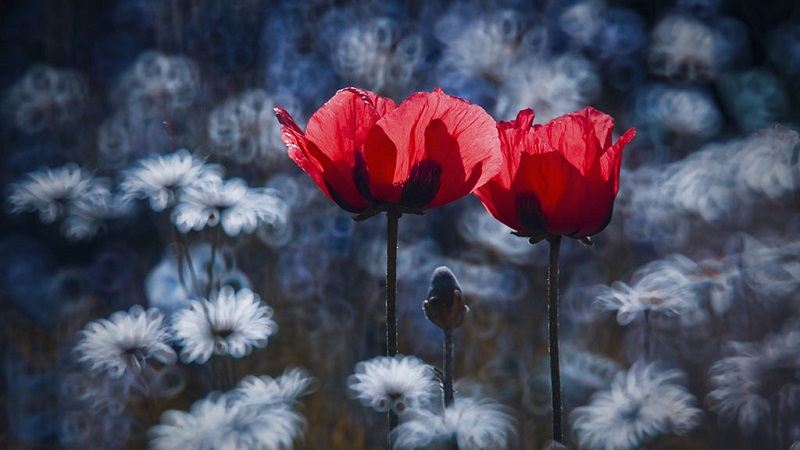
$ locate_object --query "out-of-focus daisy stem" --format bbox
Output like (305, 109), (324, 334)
(644, 310), (652, 360)
(207, 227), (221, 299)
(174, 228), (201, 297)
(546, 236), (563, 443)
(386, 209), (400, 444)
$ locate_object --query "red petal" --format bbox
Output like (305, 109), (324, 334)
(580, 107), (615, 149)
(274, 106), (331, 199)
(369, 89), (502, 208)
(535, 111), (601, 176)
(474, 179), (524, 232)
(598, 127), (636, 193)
(300, 88), (398, 210)
(497, 108), (535, 131)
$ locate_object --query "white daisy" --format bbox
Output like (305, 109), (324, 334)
(207, 89), (303, 168)
(121, 149), (221, 212)
(171, 175), (288, 237)
(62, 180), (132, 240)
(172, 286), (277, 363)
(393, 396), (516, 450)
(112, 51), (200, 120)
(4, 64), (87, 133)
(237, 368), (316, 407)
(594, 257), (697, 325)
(571, 361), (703, 450)
(707, 325), (800, 434)
(347, 355), (437, 415)
(8, 163), (93, 223)
(149, 391), (306, 450)
(74, 305), (177, 378)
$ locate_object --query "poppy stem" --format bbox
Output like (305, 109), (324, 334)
(386, 209), (400, 443)
(546, 236), (563, 443)
(443, 327), (455, 408)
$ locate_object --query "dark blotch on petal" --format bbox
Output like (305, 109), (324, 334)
(400, 159), (442, 209)
(325, 181), (363, 214)
(516, 193), (548, 236)
(353, 151), (372, 201)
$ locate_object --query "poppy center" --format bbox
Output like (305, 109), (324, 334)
(400, 159), (442, 209)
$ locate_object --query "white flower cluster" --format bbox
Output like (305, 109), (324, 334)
(571, 362), (703, 450)
(392, 397), (516, 450)
(8, 163), (131, 240)
(172, 175), (288, 237)
(347, 355), (515, 449)
(3, 64), (88, 133)
(119, 149), (289, 237)
(707, 323), (800, 434)
(619, 125), (800, 250)
(149, 368), (315, 450)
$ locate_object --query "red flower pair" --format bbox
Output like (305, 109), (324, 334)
(275, 88), (635, 239)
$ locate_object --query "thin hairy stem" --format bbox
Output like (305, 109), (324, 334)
(547, 236), (563, 443)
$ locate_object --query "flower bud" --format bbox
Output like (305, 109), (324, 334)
(422, 266), (468, 330)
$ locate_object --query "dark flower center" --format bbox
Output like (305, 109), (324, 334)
(515, 193), (547, 236)
(400, 159), (442, 209)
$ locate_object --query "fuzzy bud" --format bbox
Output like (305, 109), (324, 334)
(422, 266), (468, 330)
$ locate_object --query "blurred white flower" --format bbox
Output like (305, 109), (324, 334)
(171, 176), (288, 236)
(633, 84), (722, 139)
(648, 14), (724, 82)
(495, 54), (601, 124)
(172, 286), (277, 363)
(237, 368), (316, 407)
(149, 392), (305, 450)
(332, 17), (424, 94)
(393, 396), (516, 450)
(62, 181), (132, 240)
(347, 355), (437, 415)
(3, 64), (87, 133)
(8, 163), (93, 223)
(122, 149), (221, 211)
(571, 362), (703, 450)
(75, 305), (176, 378)
(707, 325), (800, 434)
(208, 89), (302, 168)
(112, 51), (200, 120)
(437, 9), (522, 80)
(594, 257), (697, 325)
(741, 238), (800, 303)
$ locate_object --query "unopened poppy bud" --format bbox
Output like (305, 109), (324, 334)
(422, 266), (468, 330)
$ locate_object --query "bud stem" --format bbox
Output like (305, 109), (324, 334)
(443, 328), (455, 408)
(547, 236), (563, 443)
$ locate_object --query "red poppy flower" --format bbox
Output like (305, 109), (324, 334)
(475, 107), (635, 242)
(275, 87), (501, 217)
